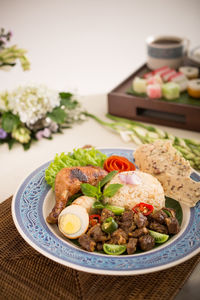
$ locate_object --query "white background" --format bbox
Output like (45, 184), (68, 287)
(1, 0), (200, 94)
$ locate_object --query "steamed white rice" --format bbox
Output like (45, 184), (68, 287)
(103, 170), (165, 211)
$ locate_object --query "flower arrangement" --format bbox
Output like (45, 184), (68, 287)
(0, 28), (30, 71)
(0, 84), (86, 150)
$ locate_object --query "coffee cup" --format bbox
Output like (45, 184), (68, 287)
(146, 35), (190, 70)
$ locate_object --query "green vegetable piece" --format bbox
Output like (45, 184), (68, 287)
(99, 171), (118, 188)
(162, 209), (172, 217)
(92, 201), (105, 209)
(103, 184), (123, 198)
(2, 112), (20, 133)
(102, 217), (118, 233)
(81, 183), (100, 199)
(103, 244), (126, 255)
(149, 230), (169, 244)
(105, 204), (125, 215)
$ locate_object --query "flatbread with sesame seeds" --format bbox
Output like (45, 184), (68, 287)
(134, 140), (200, 207)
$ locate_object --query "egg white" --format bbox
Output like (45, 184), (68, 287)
(58, 205), (89, 239)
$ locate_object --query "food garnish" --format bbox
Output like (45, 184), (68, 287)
(103, 244), (127, 255)
(92, 202), (125, 215)
(104, 204), (125, 215)
(119, 172), (141, 185)
(148, 230), (169, 244)
(132, 202), (154, 216)
(101, 217), (118, 233)
(81, 171), (123, 201)
(89, 214), (101, 227)
(103, 155), (136, 173)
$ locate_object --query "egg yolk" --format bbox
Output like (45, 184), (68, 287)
(59, 214), (81, 234)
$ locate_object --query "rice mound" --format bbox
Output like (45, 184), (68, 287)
(103, 170), (165, 211)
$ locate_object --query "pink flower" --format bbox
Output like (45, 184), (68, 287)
(42, 128), (51, 138)
(35, 130), (44, 140)
(35, 128), (52, 140)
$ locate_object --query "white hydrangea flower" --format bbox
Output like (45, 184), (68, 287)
(7, 84), (60, 126)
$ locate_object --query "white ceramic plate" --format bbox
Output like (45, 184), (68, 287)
(12, 148), (200, 275)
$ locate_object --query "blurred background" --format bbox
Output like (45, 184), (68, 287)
(1, 0), (200, 94)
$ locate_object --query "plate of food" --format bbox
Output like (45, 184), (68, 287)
(12, 143), (200, 275)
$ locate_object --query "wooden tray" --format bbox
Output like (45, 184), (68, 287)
(107, 63), (200, 132)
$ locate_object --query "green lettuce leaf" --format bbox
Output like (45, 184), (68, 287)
(45, 147), (107, 189)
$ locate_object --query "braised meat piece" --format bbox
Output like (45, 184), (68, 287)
(163, 207), (176, 218)
(139, 234), (155, 251)
(101, 208), (115, 223)
(149, 221), (168, 234)
(134, 212), (148, 228)
(130, 227), (149, 238)
(120, 210), (136, 233)
(78, 234), (96, 251)
(165, 217), (180, 234)
(87, 224), (107, 242)
(127, 238), (138, 254)
(96, 242), (103, 251)
(151, 210), (168, 224)
(121, 210), (134, 225)
(110, 228), (128, 245)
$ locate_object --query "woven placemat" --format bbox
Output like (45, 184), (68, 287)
(0, 197), (200, 300)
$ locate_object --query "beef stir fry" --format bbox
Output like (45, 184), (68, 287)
(78, 207), (180, 255)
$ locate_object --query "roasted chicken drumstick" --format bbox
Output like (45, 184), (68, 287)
(46, 166), (107, 224)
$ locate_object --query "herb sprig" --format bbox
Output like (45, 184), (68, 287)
(81, 171), (122, 204)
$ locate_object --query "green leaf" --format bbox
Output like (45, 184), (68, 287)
(8, 138), (16, 150)
(64, 99), (79, 109)
(2, 112), (20, 133)
(92, 201), (105, 209)
(59, 92), (73, 100)
(165, 197), (183, 225)
(103, 184), (123, 198)
(99, 171), (118, 188)
(47, 107), (67, 124)
(81, 183), (99, 198)
(23, 140), (32, 150)
(59, 92), (79, 109)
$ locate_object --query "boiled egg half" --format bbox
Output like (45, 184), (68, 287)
(58, 205), (89, 239)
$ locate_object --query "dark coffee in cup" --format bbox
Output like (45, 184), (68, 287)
(146, 35), (189, 70)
